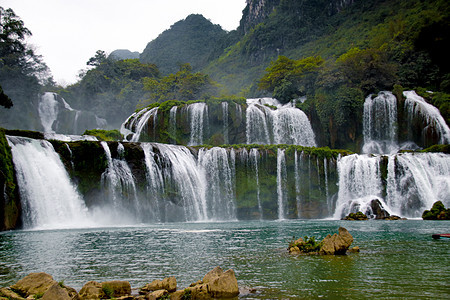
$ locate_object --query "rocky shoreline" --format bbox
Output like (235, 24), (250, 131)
(0, 266), (240, 300)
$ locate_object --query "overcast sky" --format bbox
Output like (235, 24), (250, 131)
(1, 0), (247, 86)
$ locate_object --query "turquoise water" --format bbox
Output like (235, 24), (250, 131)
(1, 220), (449, 299)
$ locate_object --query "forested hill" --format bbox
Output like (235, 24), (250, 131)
(139, 14), (232, 75)
(204, 0), (450, 95)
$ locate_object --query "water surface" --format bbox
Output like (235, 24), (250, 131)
(1, 220), (449, 299)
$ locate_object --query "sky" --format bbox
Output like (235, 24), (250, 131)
(1, 0), (247, 86)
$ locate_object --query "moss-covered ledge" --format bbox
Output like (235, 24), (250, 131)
(0, 128), (22, 230)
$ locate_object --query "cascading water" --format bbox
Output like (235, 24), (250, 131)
(386, 152), (450, 217)
(294, 150), (302, 218)
(222, 102), (229, 144)
(250, 148), (263, 218)
(362, 91), (399, 154)
(277, 148), (287, 220)
(334, 152), (450, 219)
(333, 154), (384, 219)
(152, 143), (208, 221)
(198, 147), (236, 220)
(6, 136), (92, 229)
(404, 91), (450, 145)
(100, 142), (142, 222)
(188, 102), (207, 146)
(120, 107), (158, 142)
(246, 98), (316, 146)
(169, 106), (178, 143)
(38, 92), (59, 133)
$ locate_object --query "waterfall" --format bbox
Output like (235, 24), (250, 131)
(153, 143), (208, 221)
(222, 102), (229, 144)
(404, 91), (450, 144)
(246, 103), (272, 144)
(277, 148), (287, 220)
(169, 106), (178, 143)
(333, 154), (383, 219)
(188, 102), (207, 146)
(334, 152), (450, 219)
(100, 142), (141, 221)
(250, 148), (263, 218)
(38, 92), (59, 133)
(362, 91), (399, 154)
(6, 136), (91, 229)
(198, 147), (236, 220)
(141, 143), (164, 222)
(294, 150), (302, 218)
(246, 98), (316, 146)
(121, 107), (158, 142)
(386, 153), (450, 218)
(273, 106), (316, 146)
(324, 157), (331, 215)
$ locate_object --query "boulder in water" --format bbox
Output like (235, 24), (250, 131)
(369, 199), (391, 219)
(79, 281), (105, 300)
(140, 277), (177, 294)
(9, 272), (57, 298)
(422, 201), (450, 220)
(342, 211), (368, 220)
(319, 227), (354, 255)
(202, 266), (239, 298)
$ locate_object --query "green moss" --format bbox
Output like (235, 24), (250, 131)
(422, 201), (450, 220)
(83, 129), (123, 141)
(420, 144), (450, 153)
(0, 128), (20, 230)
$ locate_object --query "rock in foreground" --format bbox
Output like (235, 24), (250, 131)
(1, 267), (239, 300)
(289, 227), (356, 255)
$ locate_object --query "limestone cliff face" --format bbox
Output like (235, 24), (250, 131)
(239, 0), (355, 35)
(239, 0), (280, 35)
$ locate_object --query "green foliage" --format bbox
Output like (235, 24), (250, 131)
(140, 14), (229, 75)
(140, 63), (218, 106)
(422, 201), (450, 220)
(289, 235), (323, 253)
(420, 144), (450, 154)
(102, 285), (114, 299)
(182, 288), (192, 300)
(83, 129), (123, 141)
(258, 55), (324, 103)
(343, 212), (369, 221)
(60, 56), (159, 127)
(0, 6), (53, 128)
(0, 84), (12, 108)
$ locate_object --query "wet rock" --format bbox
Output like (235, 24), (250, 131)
(369, 199), (390, 219)
(140, 277), (176, 294)
(102, 281), (131, 298)
(319, 227), (354, 255)
(348, 246), (360, 253)
(78, 281), (105, 300)
(342, 211), (368, 220)
(0, 287), (25, 300)
(10, 272), (56, 298)
(42, 282), (73, 300)
(202, 266), (239, 298)
(145, 289), (168, 300)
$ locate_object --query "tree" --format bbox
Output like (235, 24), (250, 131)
(258, 55), (324, 103)
(86, 50), (107, 67)
(142, 63), (217, 104)
(0, 84), (12, 108)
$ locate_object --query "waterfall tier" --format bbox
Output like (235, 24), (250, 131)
(121, 98), (316, 147)
(362, 90), (450, 154)
(38, 92), (107, 135)
(5, 133), (450, 229)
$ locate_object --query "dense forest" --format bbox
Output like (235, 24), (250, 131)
(0, 0), (449, 141)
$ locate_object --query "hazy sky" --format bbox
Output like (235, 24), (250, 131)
(1, 0), (247, 85)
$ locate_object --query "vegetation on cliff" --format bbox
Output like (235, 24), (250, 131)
(0, 129), (20, 230)
(422, 201), (450, 220)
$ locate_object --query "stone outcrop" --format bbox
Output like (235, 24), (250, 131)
(319, 227), (354, 255)
(342, 211), (368, 220)
(0, 272), (78, 300)
(140, 277), (176, 294)
(289, 227), (356, 255)
(78, 281), (105, 300)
